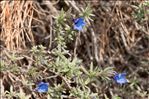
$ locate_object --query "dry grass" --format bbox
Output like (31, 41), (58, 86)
(0, 0), (149, 99)
(0, 0), (58, 50)
(1, 1), (34, 50)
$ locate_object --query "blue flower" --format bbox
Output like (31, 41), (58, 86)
(73, 17), (86, 31)
(35, 82), (49, 93)
(114, 72), (128, 84)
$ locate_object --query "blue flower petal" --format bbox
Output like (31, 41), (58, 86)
(74, 18), (80, 24)
(114, 72), (127, 84)
(116, 78), (127, 84)
(35, 82), (49, 93)
(74, 25), (83, 31)
(73, 17), (86, 31)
